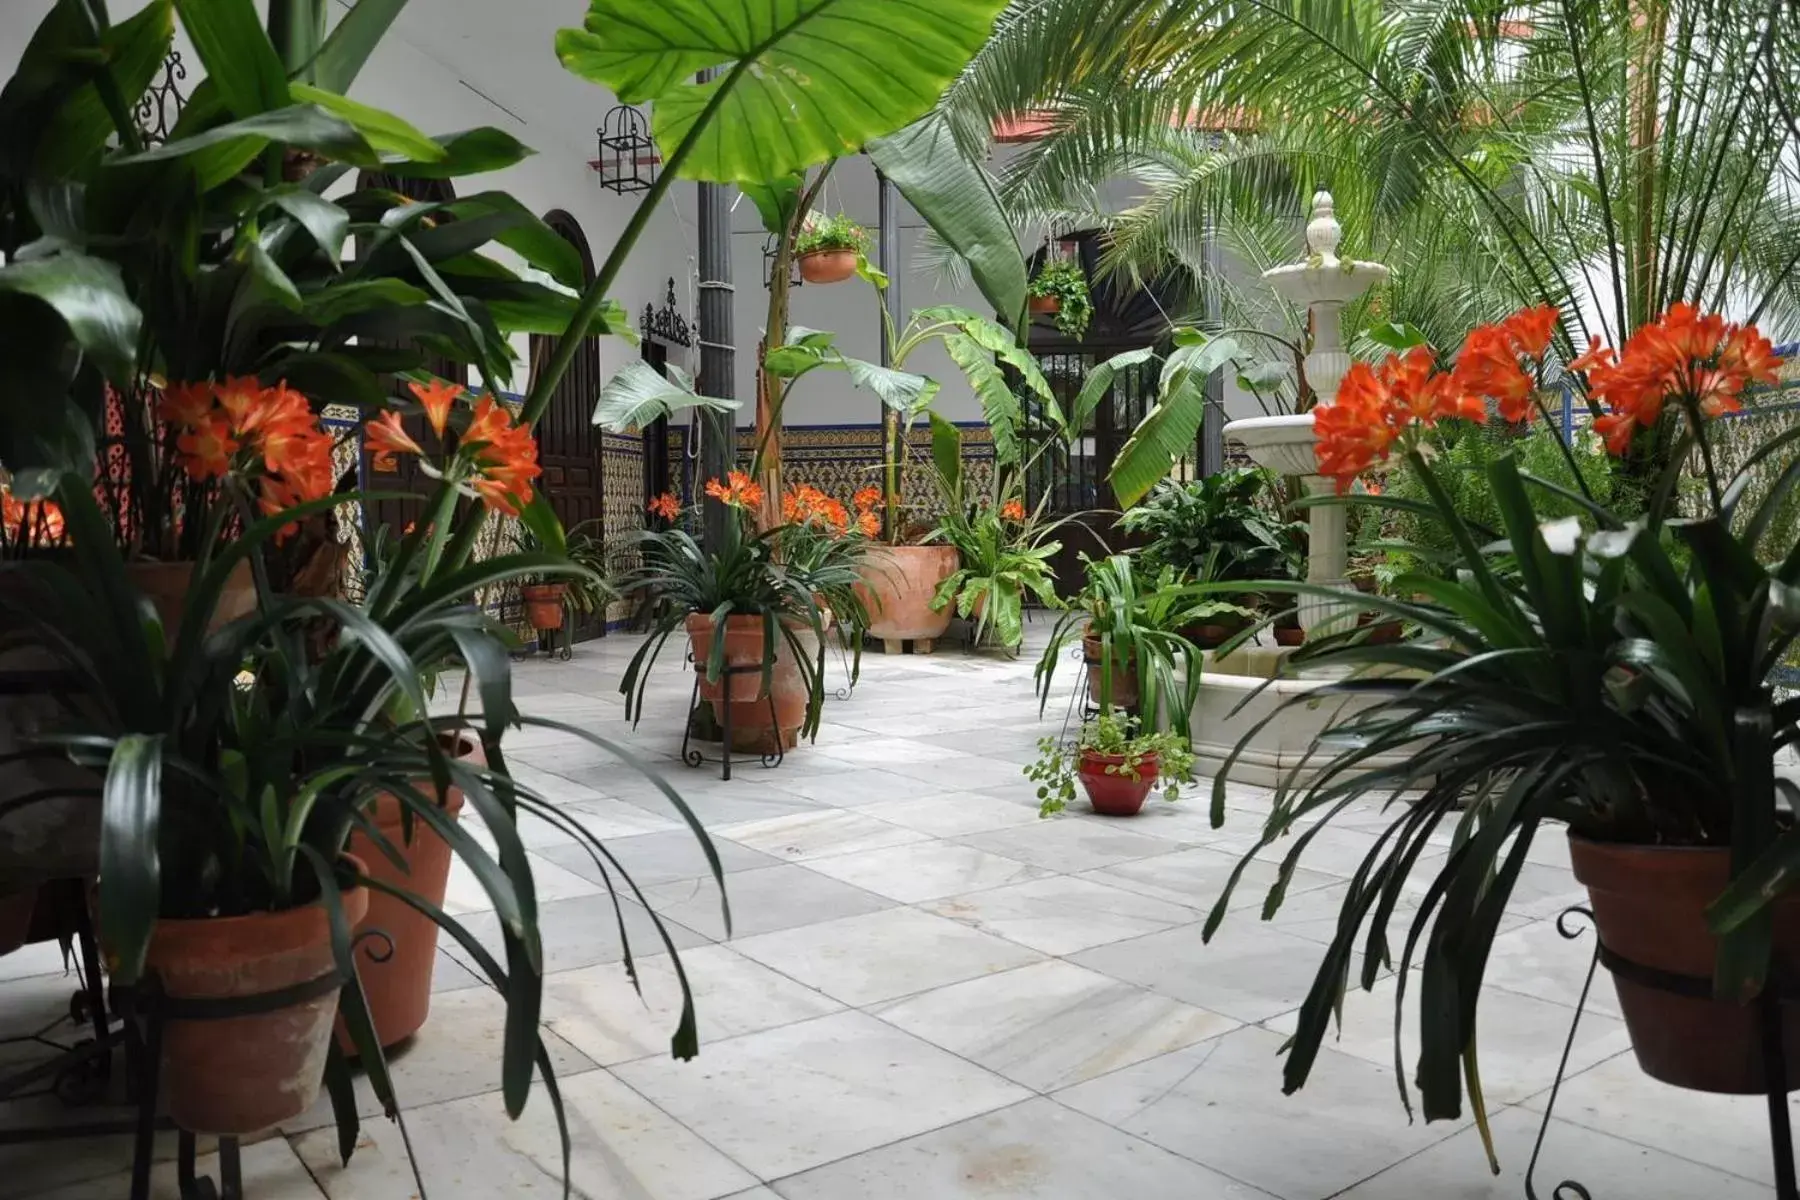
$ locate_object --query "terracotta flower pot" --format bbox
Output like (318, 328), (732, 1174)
(798, 249), (858, 284)
(1081, 630), (1140, 709)
(1078, 749), (1160, 816)
(686, 613), (810, 753)
(1182, 615), (1250, 649)
(1570, 834), (1800, 1094)
(143, 864), (369, 1136)
(1029, 294), (1061, 315)
(521, 583), (567, 633)
(856, 544), (959, 641)
(1357, 613), (1404, 644)
(126, 559), (256, 636)
(338, 735), (483, 1053)
(1274, 625), (1305, 648)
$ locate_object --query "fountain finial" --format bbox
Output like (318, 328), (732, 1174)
(1305, 190), (1340, 261)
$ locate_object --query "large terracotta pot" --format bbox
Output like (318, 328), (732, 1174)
(1082, 630), (1140, 709)
(686, 613), (809, 753)
(1078, 750), (1160, 817)
(797, 249), (858, 284)
(1570, 834), (1800, 1094)
(521, 583), (567, 633)
(856, 544), (959, 641)
(126, 559), (256, 635)
(338, 735), (483, 1053)
(143, 865), (368, 1135)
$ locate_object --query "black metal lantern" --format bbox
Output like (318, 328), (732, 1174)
(589, 105), (659, 194)
(641, 277), (694, 348)
(134, 51), (188, 146)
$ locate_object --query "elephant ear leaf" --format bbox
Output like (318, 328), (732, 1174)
(556, 0), (1008, 183)
(593, 360), (738, 432)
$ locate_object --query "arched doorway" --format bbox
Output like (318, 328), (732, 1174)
(1025, 232), (1186, 593)
(353, 172), (466, 547)
(530, 210), (605, 642)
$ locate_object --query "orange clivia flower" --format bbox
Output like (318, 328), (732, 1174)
(1000, 498), (1026, 521)
(176, 416), (239, 481)
(1451, 324), (1537, 423)
(856, 509), (881, 538)
(1314, 361), (1401, 493)
(462, 394), (541, 516)
(211, 376), (264, 434)
(364, 410), (424, 458)
(158, 381), (214, 429)
(1500, 305), (1559, 359)
(647, 492), (682, 521)
(1, 486), (65, 544)
(704, 470), (764, 510)
(409, 377), (465, 439)
(852, 485), (882, 512)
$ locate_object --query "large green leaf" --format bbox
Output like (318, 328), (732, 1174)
(377, 127), (534, 179)
(99, 733), (164, 985)
(741, 172), (805, 237)
(174, 0), (289, 118)
(556, 0), (1006, 183)
(594, 361), (739, 431)
(844, 358), (940, 418)
(1072, 346), (1157, 435)
(942, 331), (1022, 465)
(0, 253), (141, 383)
(1110, 334), (1242, 507)
(313, 0), (411, 93)
(869, 113), (1028, 328)
(113, 104), (378, 189)
(290, 84), (445, 163)
(929, 410), (962, 496)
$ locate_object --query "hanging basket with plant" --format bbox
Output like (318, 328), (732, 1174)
(794, 212), (870, 284)
(1028, 258), (1093, 340)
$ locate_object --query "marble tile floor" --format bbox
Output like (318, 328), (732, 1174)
(0, 629), (1785, 1198)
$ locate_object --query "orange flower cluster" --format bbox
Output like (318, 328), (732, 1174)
(162, 378), (335, 527)
(362, 379), (542, 517)
(1000, 498), (1027, 521)
(646, 492), (682, 521)
(852, 486), (882, 511)
(782, 484), (850, 535)
(1574, 304), (1782, 455)
(852, 484), (882, 537)
(0, 485), (65, 544)
(703, 470), (764, 510)
(1450, 305), (1558, 423)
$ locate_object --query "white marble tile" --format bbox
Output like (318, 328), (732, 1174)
(32, 1136), (322, 1200)
(957, 820), (1184, 874)
(921, 875), (1200, 956)
(1072, 920), (1349, 1024)
(296, 1068), (756, 1199)
(1336, 1105), (1774, 1199)
(544, 944), (842, 1066)
(536, 827), (780, 890)
(804, 840), (1049, 903)
(733, 907), (1043, 1006)
(1481, 914), (1622, 1016)
(881, 753), (1043, 791)
(770, 1096), (1276, 1198)
(858, 790), (1043, 837)
(613, 1010), (1029, 1179)
(874, 960), (1239, 1091)
(1085, 845), (1343, 914)
(714, 809), (926, 861)
(1056, 1026), (1469, 1200)
(815, 738), (967, 767)
(637, 862), (895, 941)
(454, 891), (707, 975)
(441, 850), (602, 916)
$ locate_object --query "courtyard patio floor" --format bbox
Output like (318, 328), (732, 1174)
(0, 626), (1787, 1198)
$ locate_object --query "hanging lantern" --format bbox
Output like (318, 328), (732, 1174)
(589, 105), (659, 194)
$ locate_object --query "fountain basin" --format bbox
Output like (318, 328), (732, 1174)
(1222, 413), (1317, 478)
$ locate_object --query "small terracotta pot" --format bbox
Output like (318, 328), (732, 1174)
(1078, 750), (1159, 816)
(1081, 630), (1140, 709)
(126, 559), (256, 636)
(521, 583), (567, 632)
(1357, 613), (1404, 644)
(1274, 625), (1305, 648)
(1570, 834), (1800, 1094)
(1182, 616), (1250, 649)
(338, 734), (483, 1053)
(856, 544), (959, 641)
(686, 613), (810, 753)
(143, 863), (369, 1136)
(798, 249), (858, 284)
(1029, 294), (1061, 315)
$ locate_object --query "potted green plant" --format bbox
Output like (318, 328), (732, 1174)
(775, 482), (875, 643)
(618, 472), (844, 753)
(1036, 554), (1206, 738)
(512, 525), (573, 633)
(1200, 303), (1798, 1160)
(563, 520), (616, 621)
(1026, 708), (1195, 817)
(794, 212), (870, 284)
(1027, 258), (1094, 339)
(928, 491), (1063, 650)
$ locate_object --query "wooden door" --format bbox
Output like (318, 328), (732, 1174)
(530, 211), (605, 642)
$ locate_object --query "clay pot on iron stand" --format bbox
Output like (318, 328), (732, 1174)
(1078, 750), (1161, 817)
(855, 544), (959, 644)
(685, 613), (811, 753)
(337, 733), (484, 1053)
(521, 583), (567, 634)
(797, 249), (858, 285)
(125, 559), (257, 635)
(1081, 629), (1140, 710)
(1570, 835), (1800, 1095)
(141, 857), (369, 1136)
(1028, 294), (1061, 317)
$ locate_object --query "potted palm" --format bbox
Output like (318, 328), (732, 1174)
(1026, 258), (1094, 340)
(1199, 303), (1799, 1158)
(794, 212), (870, 284)
(1026, 708), (1195, 817)
(619, 473), (844, 753)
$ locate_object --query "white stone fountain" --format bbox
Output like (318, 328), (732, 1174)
(1223, 191), (1389, 637)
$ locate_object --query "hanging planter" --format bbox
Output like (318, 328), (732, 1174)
(1028, 294), (1060, 316)
(1027, 258), (1093, 339)
(792, 212), (869, 286)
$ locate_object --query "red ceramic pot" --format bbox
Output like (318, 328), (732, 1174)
(1077, 750), (1160, 817)
(798, 250), (858, 284)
